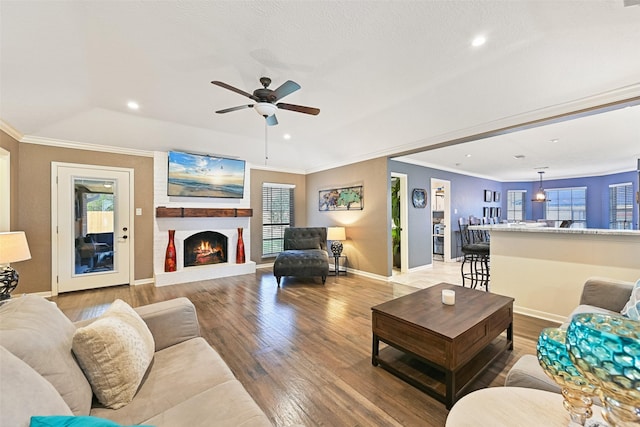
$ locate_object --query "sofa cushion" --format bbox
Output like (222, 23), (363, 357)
(504, 354), (561, 393)
(287, 237), (321, 250)
(621, 278), (640, 320)
(0, 295), (93, 415)
(72, 300), (155, 410)
(0, 346), (73, 427)
(143, 381), (272, 427)
(90, 337), (236, 425)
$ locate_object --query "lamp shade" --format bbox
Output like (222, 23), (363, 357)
(0, 231), (32, 264)
(327, 227), (346, 241)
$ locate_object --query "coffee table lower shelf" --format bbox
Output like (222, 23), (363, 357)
(372, 334), (512, 409)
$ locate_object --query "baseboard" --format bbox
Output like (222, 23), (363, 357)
(256, 262), (274, 269)
(346, 268), (390, 282)
(10, 291), (53, 299)
(406, 264), (433, 273)
(134, 278), (155, 286)
(514, 305), (565, 324)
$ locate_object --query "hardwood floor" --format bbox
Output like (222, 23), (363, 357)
(52, 264), (559, 427)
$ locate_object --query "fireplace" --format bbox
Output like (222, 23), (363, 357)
(183, 231), (227, 267)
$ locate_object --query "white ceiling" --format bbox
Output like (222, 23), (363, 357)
(1, 1), (639, 180)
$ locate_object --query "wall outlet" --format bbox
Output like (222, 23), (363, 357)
(136, 208), (142, 216)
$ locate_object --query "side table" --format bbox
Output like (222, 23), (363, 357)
(446, 387), (607, 427)
(330, 255), (347, 276)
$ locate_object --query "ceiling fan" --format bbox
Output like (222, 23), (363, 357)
(211, 77), (320, 126)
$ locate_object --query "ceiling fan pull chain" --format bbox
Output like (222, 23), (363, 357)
(264, 120), (268, 165)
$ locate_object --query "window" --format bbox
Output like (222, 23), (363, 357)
(545, 187), (586, 228)
(506, 190), (526, 221)
(609, 182), (633, 229)
(262, 183), (295, 256)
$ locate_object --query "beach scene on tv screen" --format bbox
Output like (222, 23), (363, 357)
(168, 151), (245, 198)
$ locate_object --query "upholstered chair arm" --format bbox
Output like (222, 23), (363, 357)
(134, 297), (201, 351)
(579, 277), (633, 313)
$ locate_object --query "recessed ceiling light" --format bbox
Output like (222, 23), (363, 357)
(283, 133), (291, 140)
(514, 154), (526, 159)
(471, 35), (486, 47)
(550, 138), (559, 143)
(127, 101), (140, 110)
(465, 154), (472, 158)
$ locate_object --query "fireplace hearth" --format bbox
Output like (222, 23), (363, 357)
(183, 231), (227, 267)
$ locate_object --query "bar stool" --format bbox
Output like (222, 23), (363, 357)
(458, 218), (490, 291)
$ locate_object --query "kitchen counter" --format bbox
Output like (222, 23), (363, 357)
(471, 224), (640, 322)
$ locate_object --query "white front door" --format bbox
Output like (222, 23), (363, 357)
(52, 163), (133, 294)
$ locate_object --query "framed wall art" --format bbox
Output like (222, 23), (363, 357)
(319, 185), (363, 211)
(412, 188), (427, 208)
(484, 190), (493, 202)
(493, 191), (501, 202)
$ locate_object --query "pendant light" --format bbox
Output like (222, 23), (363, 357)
(532, 171), (550, 202)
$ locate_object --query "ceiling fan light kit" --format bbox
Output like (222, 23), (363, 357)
(212, 76), (319, 127)
(254, 102), (277, 117)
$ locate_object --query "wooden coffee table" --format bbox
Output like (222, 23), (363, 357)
(371, 283), (514, 409)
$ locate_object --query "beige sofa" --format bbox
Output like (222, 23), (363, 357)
(504, 277), (634, 392)
(0, 295), (272, 427)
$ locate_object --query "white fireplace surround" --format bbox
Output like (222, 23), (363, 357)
(154, 217), (255, 286)
(153, 152), (256, 287)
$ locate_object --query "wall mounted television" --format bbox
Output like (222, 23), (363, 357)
(167, 151), (245, 198)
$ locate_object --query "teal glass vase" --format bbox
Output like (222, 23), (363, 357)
(566, 313), (640, 427)
(537, 327), (597, 425)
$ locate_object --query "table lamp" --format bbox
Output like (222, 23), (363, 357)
(537, 327), (597, 425)
(327, 227), (346, 256)
(0, 231), (32, 300)
(566, 313), (640, 426)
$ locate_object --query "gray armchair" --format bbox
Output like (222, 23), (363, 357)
(273, 227), (330, 287)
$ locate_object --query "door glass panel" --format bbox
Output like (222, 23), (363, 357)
(74, 178), (115, 275)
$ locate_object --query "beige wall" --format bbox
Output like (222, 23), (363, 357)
(4, 130), (390, 291)
(7, 141), (154, 295)
(249, 168), (306, 263)
(306, 157), (390, 277)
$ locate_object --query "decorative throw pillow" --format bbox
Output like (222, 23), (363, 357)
(72, 300), (155, 409)
(0, 295), (93, 415)
(1, 346), (73, 427)
(30, 415), (139, 427)
(621, 278), (640, 320)
(288, 237), (321, 250)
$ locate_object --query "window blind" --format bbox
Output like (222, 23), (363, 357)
(262, 184), (295, 256)
(609, 182), (633, 229)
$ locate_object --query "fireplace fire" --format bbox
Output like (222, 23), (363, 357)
(183, 231), (227, 267)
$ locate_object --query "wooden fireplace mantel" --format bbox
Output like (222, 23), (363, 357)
(156, 207), (253, 218)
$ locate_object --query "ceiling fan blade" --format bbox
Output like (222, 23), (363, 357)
(276, 102), (320, 115)
(272, 80), (301, 101)
(215, 104), (253, 114)
(211, 81), (259, 101)
(266, 114), (278, 126)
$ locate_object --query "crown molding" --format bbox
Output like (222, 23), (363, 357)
(249, 163), (306, 175)
(20, 135), (155, 157)
(0, 120), (24, 141)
